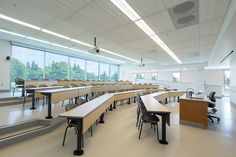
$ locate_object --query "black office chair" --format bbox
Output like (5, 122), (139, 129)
(208, 92), (220, 123)
(62, 99), (90, 146)
(23, 85), (37, 108)
(136, 94), (159, 140)
(13, 78), (24, 96)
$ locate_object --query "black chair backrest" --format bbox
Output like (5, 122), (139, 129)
(137, 94), (148, 115)
(15, 78), (24, 85)
(65, 103), (78, 111)
(77, 99), (86, 106)
(208, 92), (216, 103)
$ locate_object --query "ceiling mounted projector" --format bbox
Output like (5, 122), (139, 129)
(138, 57), (145, 67)
(88, 37), (101, 54)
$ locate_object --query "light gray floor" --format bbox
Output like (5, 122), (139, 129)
(0, 97), (235, 157)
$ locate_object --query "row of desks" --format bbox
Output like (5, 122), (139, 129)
(59, 90), (185, 156)
(27, 85), (159, 118)
(20, 80), (133, 96)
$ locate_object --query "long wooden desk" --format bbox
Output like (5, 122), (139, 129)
(59, 90), (184, 156)
(140, 91), (185, 145)
(22, 80), (58, 96)
(25, 86), (64, 109)
(58, 80), (132, 86)
(39, 85), (159, 119)
(179, 96), (210, 127)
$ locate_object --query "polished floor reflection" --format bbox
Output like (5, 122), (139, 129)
(0, 97), (236, 157)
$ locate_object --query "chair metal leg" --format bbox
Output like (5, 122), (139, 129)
(208, 115), (214, 123)
(90, 126), (93, 136)
(136, 113), (140, 127)
(138, 118), (142, 130)
(139, 121), (144, 139)
(156, 123), (159, 141)
(153, 124), (156, 132)
(62, 126), (70, 146)
(13, 88), (15, 96)
(62, 100), (64, 106)
(23, 97), (26, 108)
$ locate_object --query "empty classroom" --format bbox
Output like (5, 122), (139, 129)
(0, 0), (236, 157)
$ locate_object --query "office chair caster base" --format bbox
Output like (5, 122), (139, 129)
(73, 149), (84, 156)
(159, 140), (168, 145)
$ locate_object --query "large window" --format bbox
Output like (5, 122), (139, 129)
(45, 53), (69, 80)
(135, 73), (144, 80)
(100, 63), (109, 80)
(224, 70), (231, 90)
(86, 60), (99, 80)
(173, 72), (180, 82)
(151, 73), (157, 80)
(12, 46), (44, 81)
(110, 65), (119, 81)
(11, 45), (119, 83)
(69, 57), (86, 80)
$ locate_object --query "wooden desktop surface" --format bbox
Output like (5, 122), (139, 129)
(24, 80), (58, 87)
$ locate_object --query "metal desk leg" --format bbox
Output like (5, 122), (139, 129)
(73, 119), (84, 156)
(109, 104), (113, 111)
(45, 95), (53, 119)
(113, 101), (116, 109)
(159, 114), (168, 144)
(30, 92), (36, 110)
(99, 113), (105, 123)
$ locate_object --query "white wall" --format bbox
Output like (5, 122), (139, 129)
(120, 63), (224, 96)
(0, 39), (11, 91)
(230, 53), (236, 105)
(157, 71), (172, 81)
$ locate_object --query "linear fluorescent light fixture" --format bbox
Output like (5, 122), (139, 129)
(0, 13), (41, 30)
(111, 0), (140, 21)
(41, 29), (71, 40)
(0, 28), (124, 63)
(70, 39), (93, 47)
(110, 0), (182, 64)
(101, 48), (139, 63)
(0, 13), (138, 63)
(134, 19), (155, 36)
(26, 36), (50, 44)
(0, 28), (26, 37)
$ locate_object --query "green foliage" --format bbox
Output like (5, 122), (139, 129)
(45, 61), (69, 80)
(70, 63), (86, 80)
(87, 72), (98, 80)
(100, 71), (109, 80)
(111, 72), (118, 81)
(11, 58), (27, 81)
(11, 57), (119, 81)
(26, 61), (43, 80)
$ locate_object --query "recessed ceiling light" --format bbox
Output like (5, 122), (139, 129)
(111, 0), (141, 21)
(41, 29), (71, 40)
(0, 13), (138, 63)
(110, 0), (182, 64)
(0, 13), (41, 30)
(70, 39), (93, 47)
(26, 36), (50, 44)
(101, 48), (139, 63)
(0, 28), (26, 37)
(134, 19), (155, 36)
